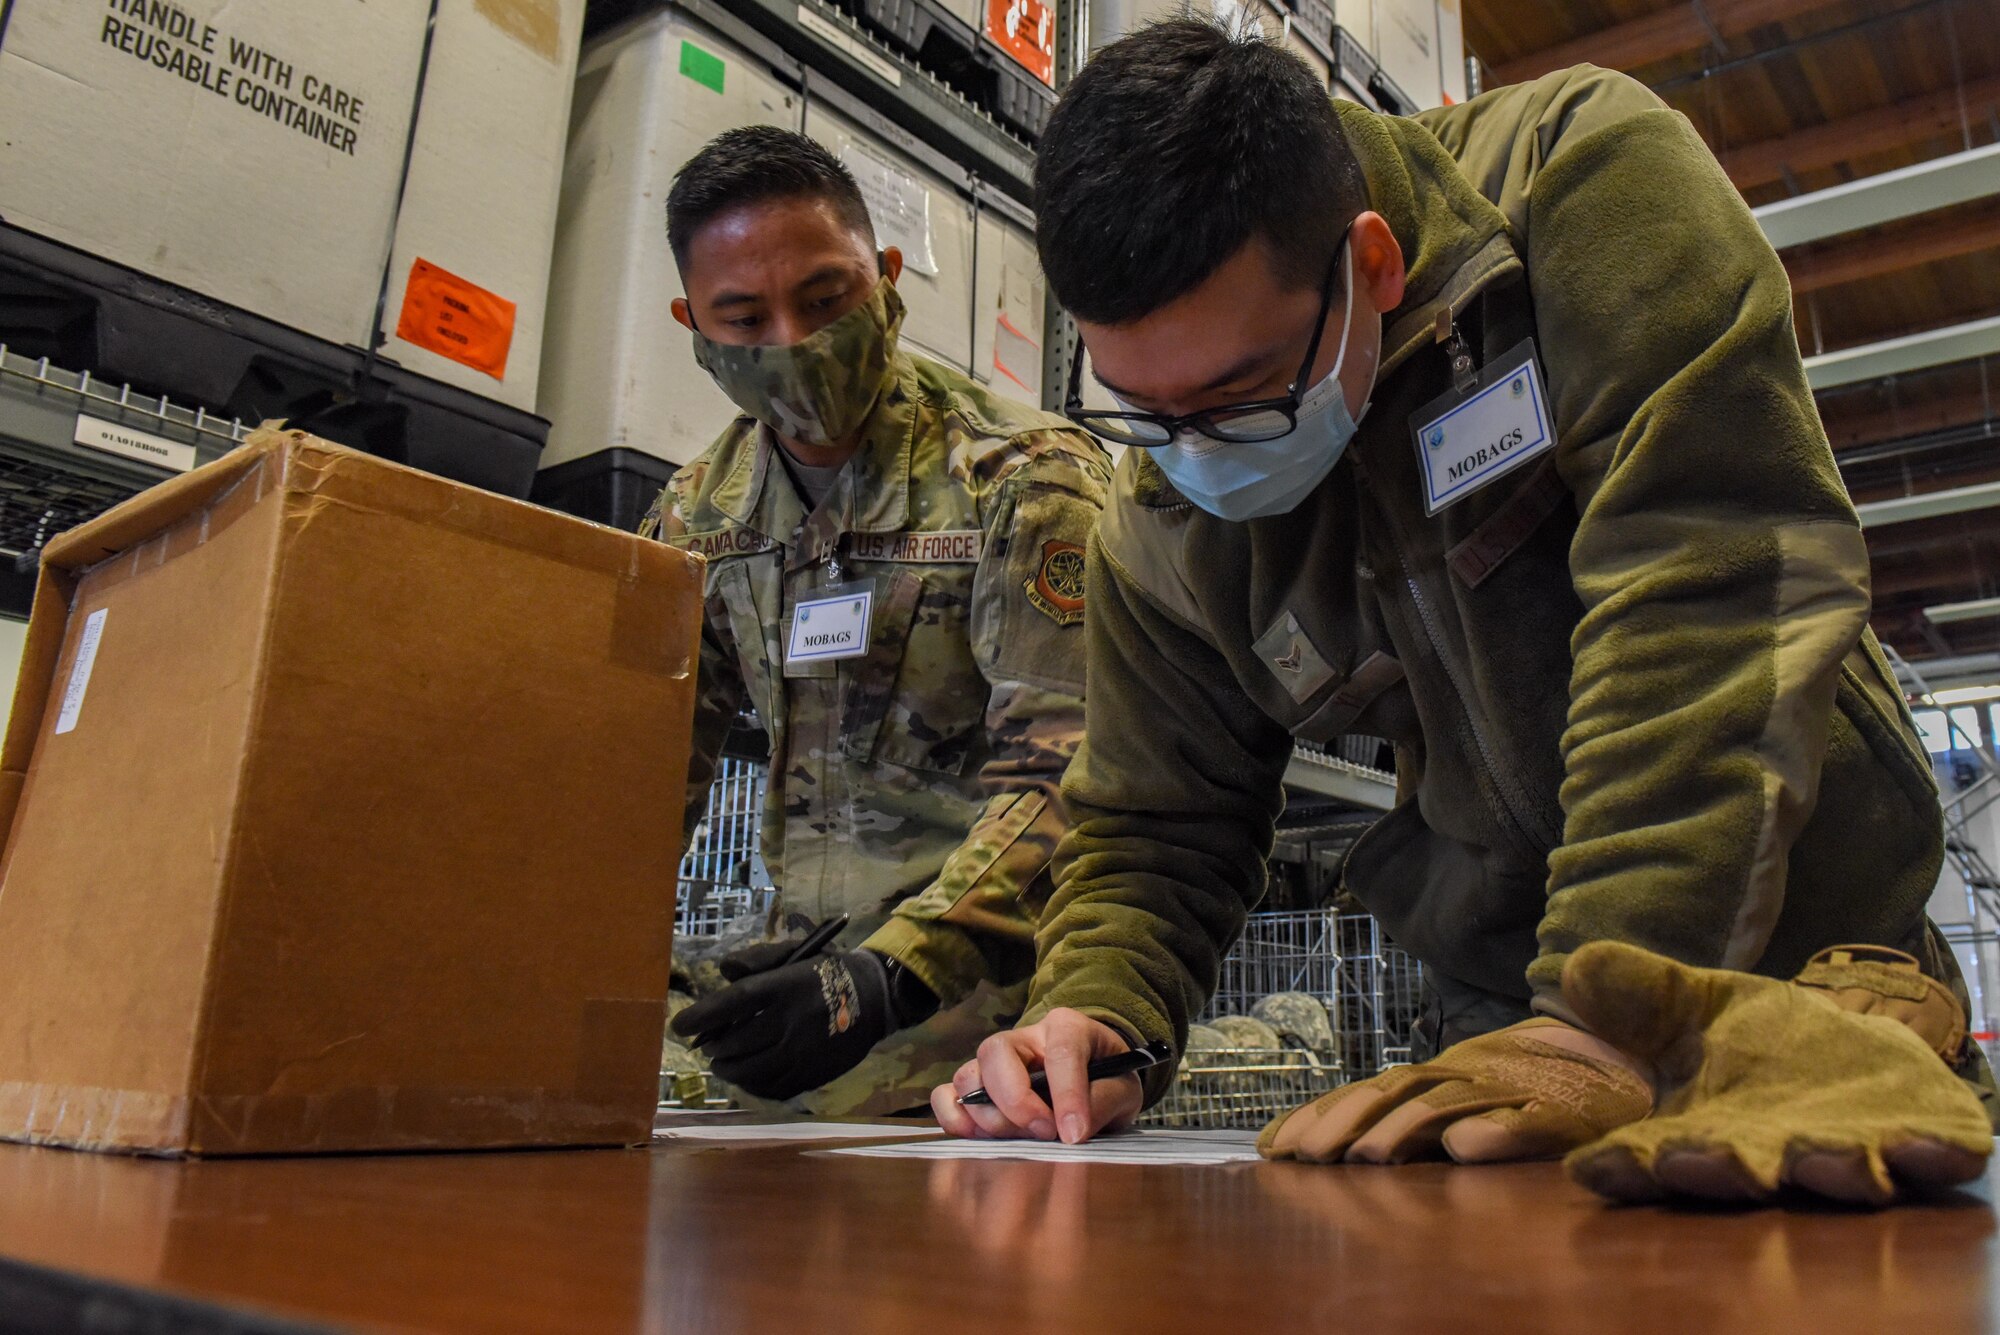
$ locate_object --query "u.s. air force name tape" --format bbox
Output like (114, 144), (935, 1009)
(677, 528), (985, 563)
(848, 530), (984, 563)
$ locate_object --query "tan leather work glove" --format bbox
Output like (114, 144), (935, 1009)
(1257, 1016), (1655, 1164)
(1562, 941), (1992, 1206)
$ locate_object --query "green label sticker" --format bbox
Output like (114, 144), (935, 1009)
(679, 40), (725, 94)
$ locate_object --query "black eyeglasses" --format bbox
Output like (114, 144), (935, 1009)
(1062, 237), (1346, 448)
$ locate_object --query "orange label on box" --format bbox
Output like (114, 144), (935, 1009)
(985, 0), (1055, 87)
(394, 258), (516, 380)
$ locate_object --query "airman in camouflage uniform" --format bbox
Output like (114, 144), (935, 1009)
(641, 291), (1111, 1116)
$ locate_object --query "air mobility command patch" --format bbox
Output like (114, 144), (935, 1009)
(1025, 540), (1086, 626)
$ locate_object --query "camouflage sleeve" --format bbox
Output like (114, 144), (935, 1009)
(864, 440), (1112, 1006)
(641, 486), (744, 849)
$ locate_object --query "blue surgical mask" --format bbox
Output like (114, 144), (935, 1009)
(1142, 243), (1367, 522)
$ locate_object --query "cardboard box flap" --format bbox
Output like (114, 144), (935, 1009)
(277, 431), (702, 592)
(6, 422), (703, 858)
(275, 433), (704, 681)
(4, 429), (293, 869)
(0, 565), (79, 855)
(42, 429), (288, 573)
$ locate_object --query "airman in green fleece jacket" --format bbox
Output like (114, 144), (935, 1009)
(932, 19), (1996, 1207)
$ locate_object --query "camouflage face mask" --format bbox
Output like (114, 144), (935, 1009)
(692, 278), (906, 449)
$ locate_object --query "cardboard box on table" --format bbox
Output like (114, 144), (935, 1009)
(0, 428), (704, 1156)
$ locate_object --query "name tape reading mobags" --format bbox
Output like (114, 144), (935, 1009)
(74, 416), (199, 473)
(1411, 340), (1554, 516)
(787, 588), (875, 665)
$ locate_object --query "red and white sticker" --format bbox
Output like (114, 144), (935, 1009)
(395, 258), (517, 380)
(985, 0), (1054, 86)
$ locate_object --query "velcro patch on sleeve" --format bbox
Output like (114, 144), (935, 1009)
(1024, 540), (1086, 626)
(850, 530), (985, 563)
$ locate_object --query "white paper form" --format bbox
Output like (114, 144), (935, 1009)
(839, 144), (938, 277)
(653, 1121), (945, 1143)
(826, 1128), (1262, 1166)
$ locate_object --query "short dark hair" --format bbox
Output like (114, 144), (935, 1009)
(666, 126), (875, 269)
(1034, 19), (1368, 324)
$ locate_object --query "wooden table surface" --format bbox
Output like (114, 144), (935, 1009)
(0, 1127), (1991, 1334)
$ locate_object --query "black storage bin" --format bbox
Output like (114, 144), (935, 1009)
(0, 225), (548, 500)
(826, 0), (1056, 143)
(531, 448), (680, 534)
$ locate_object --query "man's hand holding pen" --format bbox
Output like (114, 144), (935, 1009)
(932, 1008), (1154, 1143)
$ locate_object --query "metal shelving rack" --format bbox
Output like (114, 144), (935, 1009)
(676, 756), (779, 936)
(1287, 740), (1397, 810)
(1140, 910), (1425, 1130)
(661, 0), (1040, 206)
(1889, 644), (2000, 1051)
(0, 347), (251, 606)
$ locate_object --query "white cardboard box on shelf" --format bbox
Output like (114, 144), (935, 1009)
(1335, 0), (1375, 61)
(378, 0), (585, 412)
(1372, 0), (1444, 110)
(0, 0), (582, 414)
(972, 203), (1047, 403)
(537, 10), (804, 472)
(538, 7), (1009, 474)
(1437, 0), (1469, 105)
(804, 100), (978, 375)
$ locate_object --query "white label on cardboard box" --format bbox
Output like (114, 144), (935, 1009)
(55, 609), (108, 736)
(840, 144), (938, 277)
(73, 415), (198, 473)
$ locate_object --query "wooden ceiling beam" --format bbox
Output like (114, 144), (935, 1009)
(1867, 558), (1995, 600)
(1721, 76), (2000, 191)
(1849, 459), (2000, 506)
(1821, 388), (1994, 453)
(1783, 204), (2000, 295)
(1863, 512), (2000, 559)
(1495, 0), (1831, 86)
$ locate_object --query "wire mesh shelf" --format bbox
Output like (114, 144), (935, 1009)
(1204, 909), (1424, 1083)
(1139, 1047), (1342, 1130)
(0, 454), (143, 560)
(657, 1072), (731, 1110)
(675, 756), (774, 936)
(1137, 911), (1424, 1129)
(0, 345), (252, 565)
(676, 883), (778, 936)
(663, 759), (1425, 1125)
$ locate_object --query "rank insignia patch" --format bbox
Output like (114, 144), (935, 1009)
(1025, 540), (1086, 626)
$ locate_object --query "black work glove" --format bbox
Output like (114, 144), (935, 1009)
(670, 946), (939, 1101)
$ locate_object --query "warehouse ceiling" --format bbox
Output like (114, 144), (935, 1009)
(1464, 0), (2000, 666)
